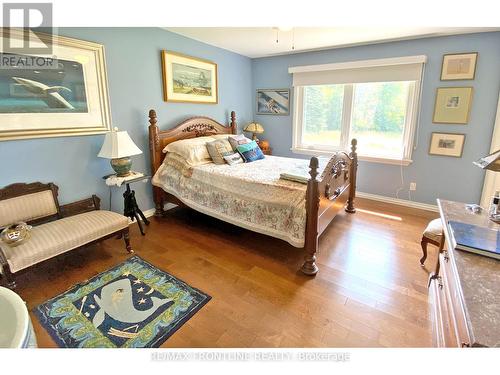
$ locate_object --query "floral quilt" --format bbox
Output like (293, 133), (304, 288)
(152, 156), (314, 247)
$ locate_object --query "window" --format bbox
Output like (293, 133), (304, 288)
(290, 56), (426, 165)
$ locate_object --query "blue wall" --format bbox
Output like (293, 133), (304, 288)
(2, 29), (499, 211)
(0, 28), (253, 212)
(252, 32), (500, 205)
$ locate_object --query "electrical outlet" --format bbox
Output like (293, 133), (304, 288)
(409, 182), (417, 191)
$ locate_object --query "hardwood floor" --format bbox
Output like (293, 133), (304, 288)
(8, 198), (438, 347)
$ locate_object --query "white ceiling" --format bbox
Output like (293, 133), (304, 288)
(166, 27), (499, 58)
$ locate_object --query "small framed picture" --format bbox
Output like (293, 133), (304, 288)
(429, 132), (466, 158)
(256, 88), (290, 115)
(433, 87), (473, 124)
(441, 53), (478, 81)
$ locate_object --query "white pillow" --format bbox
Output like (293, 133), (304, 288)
(212, 134), (231, 140)
(223, 152), (244, 165)
(163, 136), (215, 165)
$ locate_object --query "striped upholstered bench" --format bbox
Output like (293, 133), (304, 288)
(0, 182), (132, 289)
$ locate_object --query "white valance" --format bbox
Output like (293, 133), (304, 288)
(289, 55), (427, 86)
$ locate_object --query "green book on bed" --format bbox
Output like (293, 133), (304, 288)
(280, 171), (310, 184)
(279, 157), (328, 184)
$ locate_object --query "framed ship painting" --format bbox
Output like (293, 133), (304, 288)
(256, 88), (290, 115)
(0, 29), (111, 141)
(161, 51), (218, 104)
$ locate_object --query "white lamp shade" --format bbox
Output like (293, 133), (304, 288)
(98, 129), (142, 159)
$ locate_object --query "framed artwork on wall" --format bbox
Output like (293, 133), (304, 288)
(429, 132), (466, 157)
(441, 52), (478, 81)
(433, 87), (473, 124)
(0, 29), (112, 141)
(256, 88), (290, 115)
(161, 51), (218, 104)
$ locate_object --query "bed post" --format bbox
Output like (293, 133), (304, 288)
(230, 111), (237, 134)
(301, 156), (320, 276)
(346, 138), (358, 213)
(148, 109), (165, 217)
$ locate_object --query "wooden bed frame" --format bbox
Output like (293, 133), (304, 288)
(148, 109), (358, 275)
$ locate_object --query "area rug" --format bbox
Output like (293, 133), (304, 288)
(34, 256), (211, 348)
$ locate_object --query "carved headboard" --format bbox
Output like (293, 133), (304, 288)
(148, 109), (237, 178)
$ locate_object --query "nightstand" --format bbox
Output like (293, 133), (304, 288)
(259, 140), (272, 155)
(103, 172), (150, 235)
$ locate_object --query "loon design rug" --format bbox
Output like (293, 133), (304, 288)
(34, 256), (211, 348)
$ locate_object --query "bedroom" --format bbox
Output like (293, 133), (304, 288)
(0, 0), (499, 372)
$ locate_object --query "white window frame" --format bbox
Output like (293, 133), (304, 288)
(290, 56), (426, 166)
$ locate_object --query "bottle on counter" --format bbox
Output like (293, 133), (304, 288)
(489, 190), (500, 217)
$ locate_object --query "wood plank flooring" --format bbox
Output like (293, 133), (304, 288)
(9, 198), (438, 347)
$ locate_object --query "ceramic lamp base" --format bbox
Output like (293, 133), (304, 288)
(251, 133), (261, 143)
(111, 157), (132, 177)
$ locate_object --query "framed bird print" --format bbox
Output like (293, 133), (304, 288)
(0, 29), (112, 141)
(256, 88), (290, 115)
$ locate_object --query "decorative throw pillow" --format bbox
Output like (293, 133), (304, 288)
(206, 139), (234, 165)
(236, 140), (265, 163)
(228, 134), (252, 151)
(223, 152), (244, 165)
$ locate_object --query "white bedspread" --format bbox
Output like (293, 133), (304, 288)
(152, 156), (314, 247)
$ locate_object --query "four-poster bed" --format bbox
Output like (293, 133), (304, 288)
(148, 109), (358, 275)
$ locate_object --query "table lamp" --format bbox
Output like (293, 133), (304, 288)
(98, 127), (142, 177)
(244, 122), (264, 142)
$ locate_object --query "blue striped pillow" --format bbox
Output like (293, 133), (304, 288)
(236, 140), (265, 162)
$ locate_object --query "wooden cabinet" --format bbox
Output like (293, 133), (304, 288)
(262, 148), (272, 156)
(429, 251), (472, 347)
(429, 199), (500, 348)
(259, 140), (272, 155)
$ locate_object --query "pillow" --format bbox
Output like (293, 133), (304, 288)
(163, 136), (215, 165)
(206, 139), (234, 165)
(228, 134), (252, 151)
(164, 152), (191, 169)
(223, 152), (244, 165)
(212, 134), (230, 140)
(163, 152), (194, 177)
(236, 140), (265, 163)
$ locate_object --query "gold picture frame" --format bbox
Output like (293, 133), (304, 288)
(0, 29), (112, 141)
(161, 51), (218, 104)
(441, 52), (478, 81)
(429, 132), (466, 158)
(433, 87), (473, 124)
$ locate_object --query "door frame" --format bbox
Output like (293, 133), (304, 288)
(480, 92), (500, 207)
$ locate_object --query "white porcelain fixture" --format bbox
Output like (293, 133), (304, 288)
(0, 286), (37, 348)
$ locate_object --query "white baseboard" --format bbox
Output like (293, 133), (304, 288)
(143, 208), (156, 219)
(357, 192), (438, 212)
(128, 203), (177, 224)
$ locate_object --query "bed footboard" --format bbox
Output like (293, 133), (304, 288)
(301, 139), (358, 275)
